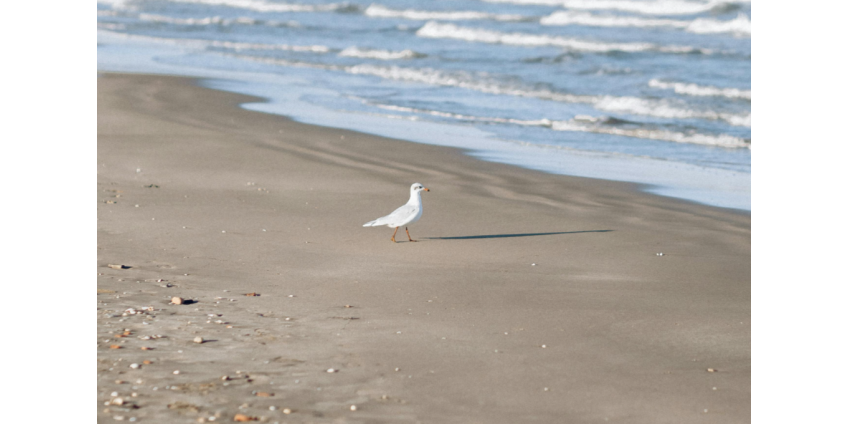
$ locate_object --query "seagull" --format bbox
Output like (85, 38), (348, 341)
(363, 183), (430, 242)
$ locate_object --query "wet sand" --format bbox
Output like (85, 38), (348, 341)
(97, 72), (750, 423)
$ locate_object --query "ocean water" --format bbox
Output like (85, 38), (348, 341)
(97, 0), (751, 210)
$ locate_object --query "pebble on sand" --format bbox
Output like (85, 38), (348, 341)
(194, 336), (204, 344)
(233, 413), (257, 422)
(171, 297), (184, 305)
(350, 405), (357, 411)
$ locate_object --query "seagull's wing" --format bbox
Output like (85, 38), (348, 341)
(363, 204), (418, 227)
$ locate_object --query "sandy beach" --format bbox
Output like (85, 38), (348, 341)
(97, 73), (750, 423)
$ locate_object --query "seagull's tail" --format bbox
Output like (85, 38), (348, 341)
(362, 219), (381, 227)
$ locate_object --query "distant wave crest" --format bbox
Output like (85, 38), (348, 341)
(649, 79), (751, 100)
(339, 46), (425, 60)
(364, 4), (526, 22)
(416, 21), (706, 54)
(541, 11), (750, 36)
(163, 0), (351, 13)
(482, 0), (744, 16)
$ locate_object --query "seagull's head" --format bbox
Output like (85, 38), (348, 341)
(411, 183), (430, 193)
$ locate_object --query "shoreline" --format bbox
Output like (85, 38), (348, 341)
(97, 72), (750, 423)
(96, 28), (751, 211)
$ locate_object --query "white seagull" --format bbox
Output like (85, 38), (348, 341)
(363, 183), (430, 242)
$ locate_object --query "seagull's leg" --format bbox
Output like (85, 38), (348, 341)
(391, 227), (399, 243)
(406, 227), (417, 242)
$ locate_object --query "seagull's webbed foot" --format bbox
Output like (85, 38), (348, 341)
(406, 227), (417, 242)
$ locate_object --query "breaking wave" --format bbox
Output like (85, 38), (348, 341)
(364, 4), (527, 22)
(481, 0), (743, 16)
(541, 11), (750, 36)
(416, 21), (707, 54)
(343, 64), (748, 126)
(649, 79), (751, 100)
(163, 0), (352, 13)
(339, 46), (425, 60)
(369, 103), (749, 148)
(138, 13), (301, 27)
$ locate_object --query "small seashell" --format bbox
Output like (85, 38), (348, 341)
(110, 345), (122, 349)
(706, 368), (716, 373)
(171, 297), (183, 305)
(194, 336), (204, 344)
(326, 368), (337, 373)
(350, 405), (357, 411)
(282, 408), (292, 414)
(111, 397), (124, 405)
(173, 370), (180, 375)
(129, 363), (140, 369)
(142, 360), (152, 365)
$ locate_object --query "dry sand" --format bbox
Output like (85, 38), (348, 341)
(97, 73), (750, 423)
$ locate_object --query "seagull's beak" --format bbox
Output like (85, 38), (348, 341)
(424, 188), (430, 192)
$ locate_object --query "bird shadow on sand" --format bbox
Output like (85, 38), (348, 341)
(422, 230), (612, 241)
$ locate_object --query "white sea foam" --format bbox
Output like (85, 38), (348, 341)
(416, 22), (704, 53)
(139, 13), (256, 26)
(482, 0), (740, 16)
(687, 13), (751, 35)
(165, 0), (348, 13)
(551, 119), (749, 148)
(649, 79), (750, 100)
(344, 64), (748, 126)
(339, 46), (424, 60)
(541, 11), (750, 36)
(210, 40), (330, 52)
(593, 96), (750, 126)
(364, 4), (526, 22)
(370, 102), (748, 148)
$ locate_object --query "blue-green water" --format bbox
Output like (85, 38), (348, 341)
(98, 0), (751, 210)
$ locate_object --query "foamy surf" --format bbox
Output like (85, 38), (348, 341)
(416, 22), (706, 54)
(541, 11), (750, 36)
(551, 118), (749, 148)
(339, 46), (425, 60)
(482, 0), (741, 16)
(649, 79), (751, 100)
(364, 4), (527, 22)
(368, 102), (748, 148)
(163, 0), (350, 13)
(343, 64), (749, 126)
